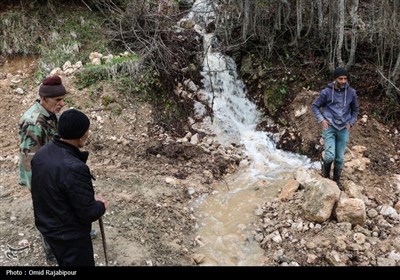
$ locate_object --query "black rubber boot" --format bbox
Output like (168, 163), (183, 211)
(323, 162), (332, 179)
(333, 167), (344, 191)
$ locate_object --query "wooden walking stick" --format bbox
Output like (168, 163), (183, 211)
(98, 217), (108, 266)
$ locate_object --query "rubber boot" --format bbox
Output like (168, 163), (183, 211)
(322, 162), (332, 179)
(333, 167), (344, 191)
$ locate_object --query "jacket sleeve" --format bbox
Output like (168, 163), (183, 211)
(63, 165), (105, 224)
(311, 90), (327, 123)
(349, 90), (359, 126)
(19, 123), (46, 188)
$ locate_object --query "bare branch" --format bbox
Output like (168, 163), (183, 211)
(377, 69), (400, 93)
(80, 0), (92, 11)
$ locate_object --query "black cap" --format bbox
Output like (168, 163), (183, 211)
(58, 109), (90, 139)
(333, 67), (348, 79)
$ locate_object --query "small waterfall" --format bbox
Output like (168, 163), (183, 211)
(188, 0), (310, 178)
(185, 0), (311, 265)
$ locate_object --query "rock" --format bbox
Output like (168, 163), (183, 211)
(192, 253), (205, 264)
(326, 250), (349, 266)
(266, 230), (283, 243)
(343, 181), (366, 201)
(387, 251), (400, 261)
(307, 254), (318, 264)
(294, 106), (307, 117)
(360, 115), (368, 123)
(278, 179), (299, 201)
(353, 232), (366, 245)
(13, 88), (24, 95)
(302, 179), (340, 223)
(335, 197), (366, 226)
(336, 235), (348, 251)
(89, 52), (103, 60)
(165, 177), (179, 186)
(254, 233), (264, 242)
(376, 257), (396, 266)
(254, 207), (263, 216)
(380, 205), (397, 217)
(190, 133), (199, 145)
(92, 57), (101, 65)
(394, 201), (400, 213)
(368, 209), (378, 218)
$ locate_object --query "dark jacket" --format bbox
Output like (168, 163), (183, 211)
(31, 137), (105, 240)
(311, 82), (359, 130)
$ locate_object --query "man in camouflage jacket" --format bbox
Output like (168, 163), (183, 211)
(19, 75), (67, 189)
(19, 75), (67, 263)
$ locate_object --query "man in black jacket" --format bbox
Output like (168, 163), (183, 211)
(31, 109), (108, 266)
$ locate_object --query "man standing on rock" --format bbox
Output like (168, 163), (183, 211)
(31, 109), (108, 266)
(311, 67), (359, 189)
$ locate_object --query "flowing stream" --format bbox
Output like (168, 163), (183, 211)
(186, 0), (311, 265)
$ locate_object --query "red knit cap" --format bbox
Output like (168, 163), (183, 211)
(39, 75), (67, 97)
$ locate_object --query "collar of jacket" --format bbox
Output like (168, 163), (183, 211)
(328, 82), (349, 106)
(35, 100), (57, 122)
(53, 136), (89, 163)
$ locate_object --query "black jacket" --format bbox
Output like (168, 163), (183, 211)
(31, 137), (105, 240)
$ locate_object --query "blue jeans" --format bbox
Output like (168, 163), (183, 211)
(322, 126), (349, 170)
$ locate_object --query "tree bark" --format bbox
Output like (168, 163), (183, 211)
(317, 0), (323, 34)
(296, 0), (303, 39)
(346, 0), (359, 69)
(336, 0), (345, 67)
(242, 0), (251, 41)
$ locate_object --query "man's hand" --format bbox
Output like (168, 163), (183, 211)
(321, 119), (330, 130)
(95, 195), (109, 210)
(346, 123), (352, 130)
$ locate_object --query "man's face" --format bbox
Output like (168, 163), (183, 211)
(41, 95), (66, 113)
(78, 129), (90, 148)
(335, 76), (348, 88)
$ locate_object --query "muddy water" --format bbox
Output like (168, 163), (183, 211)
(192, 169), (294, 266)
(186, 0), (310, 265)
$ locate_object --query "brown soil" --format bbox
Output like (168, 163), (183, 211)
(0, 56), (222, 266)
(1, 56), (400, 267)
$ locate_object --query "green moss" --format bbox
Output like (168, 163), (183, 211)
(101, 95), (114, 107)
(0, 3), (110, 78)
(263, 84), (287, 117)
(64, 96), (75, 107)
(75, 66), (109, 90)
(38, 10), (109, 75)
(75, 55), (138, 90)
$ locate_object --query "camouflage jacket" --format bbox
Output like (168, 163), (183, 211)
(19, 101), (58, 189)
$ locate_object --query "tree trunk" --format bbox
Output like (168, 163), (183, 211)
(317, 0), (323, 34)
(346, 0), (359, 69)
(296, 0), (303, 39)
(242, 0), (251, 41)
(336, 0), (345, 67)
(275, 1), (282, 30)
(327, 0), (336, 70)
